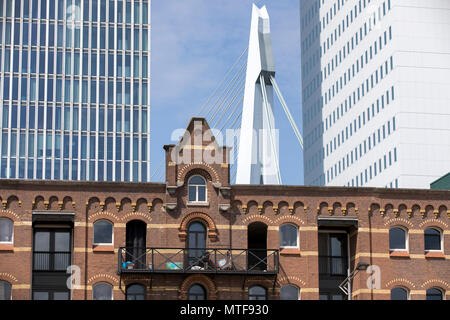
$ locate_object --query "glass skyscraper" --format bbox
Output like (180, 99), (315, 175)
(0, 0), (150, 182)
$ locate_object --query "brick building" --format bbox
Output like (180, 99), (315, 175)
(0, 118), (449, 300)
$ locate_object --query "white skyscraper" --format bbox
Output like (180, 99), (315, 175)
(300, 0), (450, 189)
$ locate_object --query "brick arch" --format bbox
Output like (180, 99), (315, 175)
(0, 210), (20, 221)
(88, 212), (119, 223)
(33, 196), (45, 210)
(277, 201), (290, 215)
(48, 196), (59, 210)
(274, 215), (305, 226)
(62, 196), (74, 210)
(177, 163), (219, 184)
(121, 212), (152, 224)
(87, 197), (101, 212)
(6, 195), (20, 211)
(419, 219), (448, 229)
(276, 275), (306, 288)
(0, 273), (18, 283)
(421, 279), (450, 290)
(179, 212), (218, 241)
(87, 274), (120, 285)
(293, 201), (305, 215)
(179, 274), (217, 300)
(383, 218), (413, 228)
(104, 197), (117, 213)
(242, 214), (273, 226)
(385, 278), (416, 289)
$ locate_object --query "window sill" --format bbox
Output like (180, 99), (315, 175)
(425, 251), (445, 259)
(93, 245), (115, 253)
(187, 202), (210, 207)
(0, 243), (14, 252)
(280, 248), (301, 256)
(389, 250), (410, 258)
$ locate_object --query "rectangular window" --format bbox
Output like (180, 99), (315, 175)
(116, 108), (122, 132)
(81, 107), (88, 131)
(91, 80), (97, 103)
(90, 108), (97, 131)
(109, 0), (115, 22)
(92, 26), (97, 49)
(99, 108), (105, 132)
(73, 107), (79, 131)
(91, 53), (97, 76)
(100, 0), (106, 22)
(100, 27), (106, 49)
(117, 27), (123, 50)
(116, 82), (122, 104)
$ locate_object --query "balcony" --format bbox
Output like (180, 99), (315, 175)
(118, 247), (279, 275)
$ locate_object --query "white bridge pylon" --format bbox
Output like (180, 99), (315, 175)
(236, 4), (304, 185)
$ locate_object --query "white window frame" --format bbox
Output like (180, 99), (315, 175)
(0, 218), (14, 244)
(187, 175), (207, 204)
(389, 226), (408, 252)
(279, 223), (299, 249)
(93, 220), (114, 246)
(424, 227), (443, 253)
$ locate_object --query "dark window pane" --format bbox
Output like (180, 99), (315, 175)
(34, 231), (50, 251)
(391, 287), (408, 300)
(188, 284), (205, 300)
(33, 292), (49, 300)
(93, 283), (112, 300)
(280, 285), (299, 300)
(389, 227), (406, 250)
(54, 292), (69, 300)
(249, 286), (266, 300)
(126, 284), (145, 300)
(424, 228), (441, 251)
(0, 281), (12, 300)
(94, 221), (113, 244)
(426, 288), (443, 300)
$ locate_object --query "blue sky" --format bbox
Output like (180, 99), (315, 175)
(150, 0), (303, 185)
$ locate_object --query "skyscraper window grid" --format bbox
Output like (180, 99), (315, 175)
(0, 0), (151, 182)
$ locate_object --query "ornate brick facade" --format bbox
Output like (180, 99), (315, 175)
(0, 118), (449, 300)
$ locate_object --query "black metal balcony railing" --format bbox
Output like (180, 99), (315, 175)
(318, 256), (348, 277)
(118, 247), (279, 275)
(33, 251), (71, 271)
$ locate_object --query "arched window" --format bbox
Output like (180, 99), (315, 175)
(426, 288), (444, 300)
(389, 227), (407, 251)
(188, 284), (206, 300)
(249, 285), (267, 300)
(187, 222), (207, 268)
(391, 287), (408, 300)
(93, 220), (113, 245)
(0, 281), (12, 300)
(126, 284), (146, 300)
(0, 218), (13, 243)
(188, 175), (207, 203)
(424, 228), (442, 251)
(93, 282), (113, 300)
(280, 285), (299, 300)
(279, 224), (298, 248)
